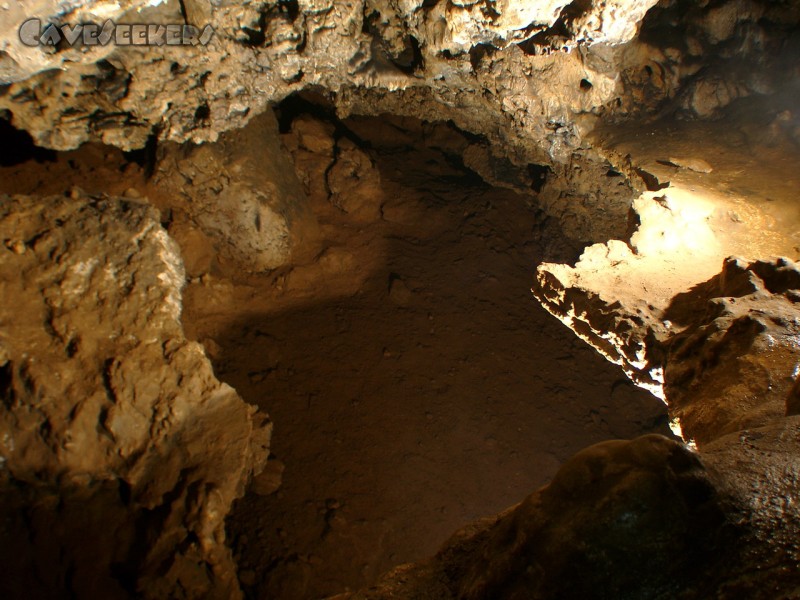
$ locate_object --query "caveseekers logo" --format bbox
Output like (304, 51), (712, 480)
(18, 18), (215, 47)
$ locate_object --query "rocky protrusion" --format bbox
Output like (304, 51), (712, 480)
(153, 111), (320, 273)
(327, 138), (384, 222)
(665, 257), (800, 444)
(0, 192), (272, 599)
(339, 432), (800, 599)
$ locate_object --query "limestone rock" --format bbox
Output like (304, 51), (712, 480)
(0, 192), (271, 599)
(153, 111), (320, 273)
(534, 252), (800, 446)
(0, 0), (656, 161)
(3, 0), (793, 249)
(283, 114), (338, 203)
(531, 172), (800, 402)
(341, 433), (800, 599)
(0, 0), (789, 157)
(664, 258), (800, 444)
(327, 138), (384, 222)
(1, 2), (800, 598)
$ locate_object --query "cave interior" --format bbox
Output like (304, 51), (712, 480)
(1, 1), (800, 599)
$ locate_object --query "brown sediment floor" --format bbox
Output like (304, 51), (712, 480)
(180, 130), (670, 599)
(0, 115), (671, 600)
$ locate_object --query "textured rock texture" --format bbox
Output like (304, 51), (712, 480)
(1, 0), (800, 598)
(337, 433), (799, 600)
(152, 110), (320, 273)
(533, 240), (800, 446)
(0, 193), (271, 599)
(2, 0), (795, 156)
(665, 258), (800, 444)
(3, 0), (797, 249)
(0, 0), (655, 151)
(521, 247), (800, 598)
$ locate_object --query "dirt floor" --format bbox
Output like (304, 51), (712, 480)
(0, 115), (671, 600)
(179, 122), (671, 599)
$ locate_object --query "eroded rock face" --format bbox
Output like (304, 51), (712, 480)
(0, 0), (659, 150)
(153, 110), (320, 273)
(326, 137), (384, 222)
(0, 193), (271, 599)
(534, 252), (800, 446)
(340, 433), (800, 599)
(3, 0), (787, 162)
(2, 0), (795, 160)
(664, 258), (800, 444)
(702, 417), (800, 595)
(3, 0), (796, 252)
(620, 0), (800, 118)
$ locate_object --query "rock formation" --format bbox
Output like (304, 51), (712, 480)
(2, 0), (797, 247)
(0, 193), (271, 599)
(152, 110), (320, 273)
(335, 422), (800, 599)
(344, 255), (800, 599)
(1, 0), (799, 598)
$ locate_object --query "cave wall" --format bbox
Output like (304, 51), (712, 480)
(4, 0), (795, 151)
(0, 194), (272, 599)
(1, 0), (800, 598)
(3, 0), (798, 248)
(0, 0), (658, 152)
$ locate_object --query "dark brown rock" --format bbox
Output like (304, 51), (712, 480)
(340, 429), (800, 600)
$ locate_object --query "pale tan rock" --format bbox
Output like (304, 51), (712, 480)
(154, 111), (320, 273)
(1, 3), (799, 598)
(0, 0), (660, 159)
(667, 157), (714, 173)
(0, 192), (272, 600)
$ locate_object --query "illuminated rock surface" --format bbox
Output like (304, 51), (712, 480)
(0, 0), (799, 598)
(0, 193), (272, 599)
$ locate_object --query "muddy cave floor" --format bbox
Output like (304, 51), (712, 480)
(0, 120), (677, 599)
